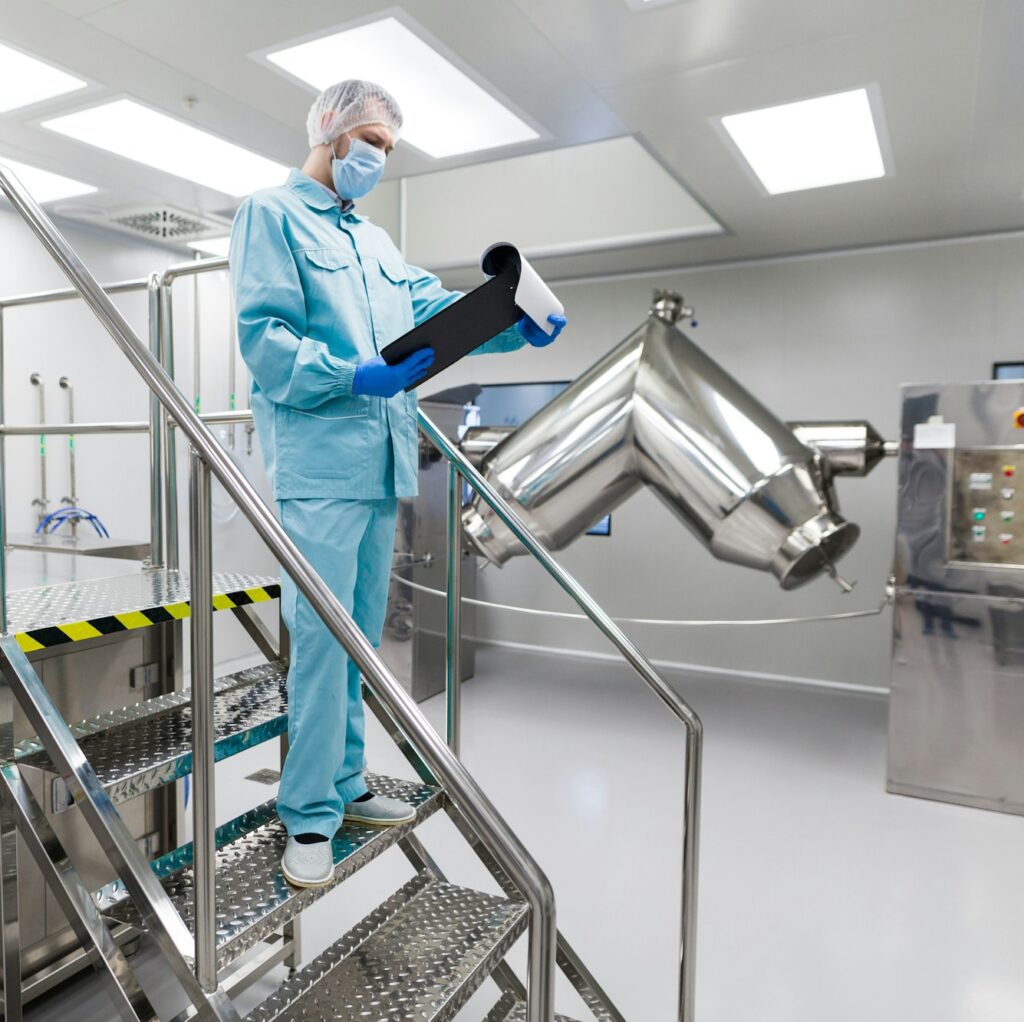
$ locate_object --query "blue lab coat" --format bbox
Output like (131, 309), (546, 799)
(230, 169), (526, 835)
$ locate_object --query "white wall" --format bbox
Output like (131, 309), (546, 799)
(9, 198), (1022, 692)
(426, 232), (1024, 690)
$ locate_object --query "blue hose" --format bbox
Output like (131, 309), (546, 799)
(35, 506), (110, 539)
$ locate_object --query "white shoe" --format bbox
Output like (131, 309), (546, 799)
(281, 837), (334, 888)
(344, 794), (416, 827)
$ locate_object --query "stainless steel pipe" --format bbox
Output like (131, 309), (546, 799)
(57, 377), (77, 540)
(0, 278), (147, 309)
(0, 421), (148, 435)
(189, 450), (217, 991)
(29, 373), (47, 527)
(160, 279), (180, 571)
(0, 162), (556, 1022)
(446, 463), (463, 756)
(148, 276), (165, 567)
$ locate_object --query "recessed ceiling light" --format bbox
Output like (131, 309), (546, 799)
(623, 0), (690, 9)
(0, 41), (86, 113)
(187, 236), (230, 257)
(0, 157), (96, 204)
(264, 17), (539, 159)
(42, 99), (288, 197)
(720, 88), (887, 195)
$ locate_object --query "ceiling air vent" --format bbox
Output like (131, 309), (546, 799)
(104, 204), (229, 244)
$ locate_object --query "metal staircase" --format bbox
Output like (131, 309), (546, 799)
(0, 162), (702, 1021)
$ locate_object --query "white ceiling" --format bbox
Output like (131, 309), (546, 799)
(0, 0), (1021, 280)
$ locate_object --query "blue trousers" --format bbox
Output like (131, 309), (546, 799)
(276, 496), (399, 838)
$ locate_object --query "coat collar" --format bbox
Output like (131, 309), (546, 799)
(286, 169), (359, 217)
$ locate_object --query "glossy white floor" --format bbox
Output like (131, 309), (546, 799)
(22, 645), (1024, 1022)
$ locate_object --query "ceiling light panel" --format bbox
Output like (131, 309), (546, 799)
(42, 99), (288, 197)
(0, 157), (96, 204)
(622, 0), (693, 9)
(0, 41), (86, 113)
(265, 17), (539, 158)
(404, 135), (721, 269)
(720, 88), (887, 195)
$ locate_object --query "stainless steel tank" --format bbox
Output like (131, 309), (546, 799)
(462, 290), (860, 589)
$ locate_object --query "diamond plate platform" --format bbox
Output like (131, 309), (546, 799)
(484, 993), (580, 1022)
(248, 872), (528, 1022)
(99, 775), (443, 970)
(16, 661), (288, 803)
(7, 567), (280, 651)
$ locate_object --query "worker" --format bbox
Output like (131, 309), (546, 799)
(230, 79), (565, 889)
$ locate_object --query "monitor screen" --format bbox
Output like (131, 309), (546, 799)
(994, 362), (1024, 380)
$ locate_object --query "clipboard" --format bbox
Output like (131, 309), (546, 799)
(381, 243), (562, 392)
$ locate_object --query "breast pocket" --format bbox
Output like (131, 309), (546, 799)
(300, 248), (358, 336)
(374, 256), (415, 340)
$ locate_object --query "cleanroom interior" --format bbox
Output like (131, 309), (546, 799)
(0, 2), (1022, 1021)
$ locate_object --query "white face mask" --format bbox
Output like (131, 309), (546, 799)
(331, 135), (386, 199)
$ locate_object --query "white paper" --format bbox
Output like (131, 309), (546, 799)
(514, 252), (564, 336)
(913, 422), (956, 449)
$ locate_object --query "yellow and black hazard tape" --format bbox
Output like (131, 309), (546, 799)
(15, 584), (281, 653)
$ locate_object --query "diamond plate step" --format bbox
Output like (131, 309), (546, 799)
(16, 661), (288, 803)
(484, 992), (581, 1022)
(247, 872), (528, 1022)
(98, 775), (443, 970)
(9, 567), (280, 652)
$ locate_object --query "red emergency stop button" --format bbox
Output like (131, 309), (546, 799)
(1005, 465), (1017, 478)
(1015, 408), (1024, 429)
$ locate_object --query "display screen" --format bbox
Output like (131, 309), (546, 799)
(474, 381), (612, 538)
(993, 362), (1024, 380)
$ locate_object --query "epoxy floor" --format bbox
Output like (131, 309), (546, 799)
(22, 646), (1024, 1022)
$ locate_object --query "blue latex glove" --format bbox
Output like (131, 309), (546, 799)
(517, 313), (566, 348)
(352, 348), (435, 397)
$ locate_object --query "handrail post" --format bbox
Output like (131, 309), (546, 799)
(161, 279), (180, 570)
(681, 728), (701, 1022)
(446, 463), (462, 755)
(188, 448), (216, 992)
(147, 275), (164, 568)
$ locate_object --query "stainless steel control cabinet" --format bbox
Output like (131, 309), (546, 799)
(890, 381), (1024, 814)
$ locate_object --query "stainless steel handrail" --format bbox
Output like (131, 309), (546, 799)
(0, 410), (257, 434)
(0, 278), (148, 309)
(0, 166), (557, 1021)
(418, 409), (704, 1022)
(0, 421), (149, 435)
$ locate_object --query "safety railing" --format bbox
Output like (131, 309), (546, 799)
(0, 272), (153, 632)
(0, 164), (558, 1021)
(418, 413), (704, 1022)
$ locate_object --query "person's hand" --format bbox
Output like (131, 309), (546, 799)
(352, 349), (435, 397)
(517, 313), (566, 348)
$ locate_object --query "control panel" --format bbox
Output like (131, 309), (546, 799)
(950, 449), (1024, 566)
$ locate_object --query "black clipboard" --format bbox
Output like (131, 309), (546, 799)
(381, 245), (522, 392)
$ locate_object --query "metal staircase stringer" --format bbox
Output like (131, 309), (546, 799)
(0, 635), (242, 1022)
(0, 762), (157, 1021)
